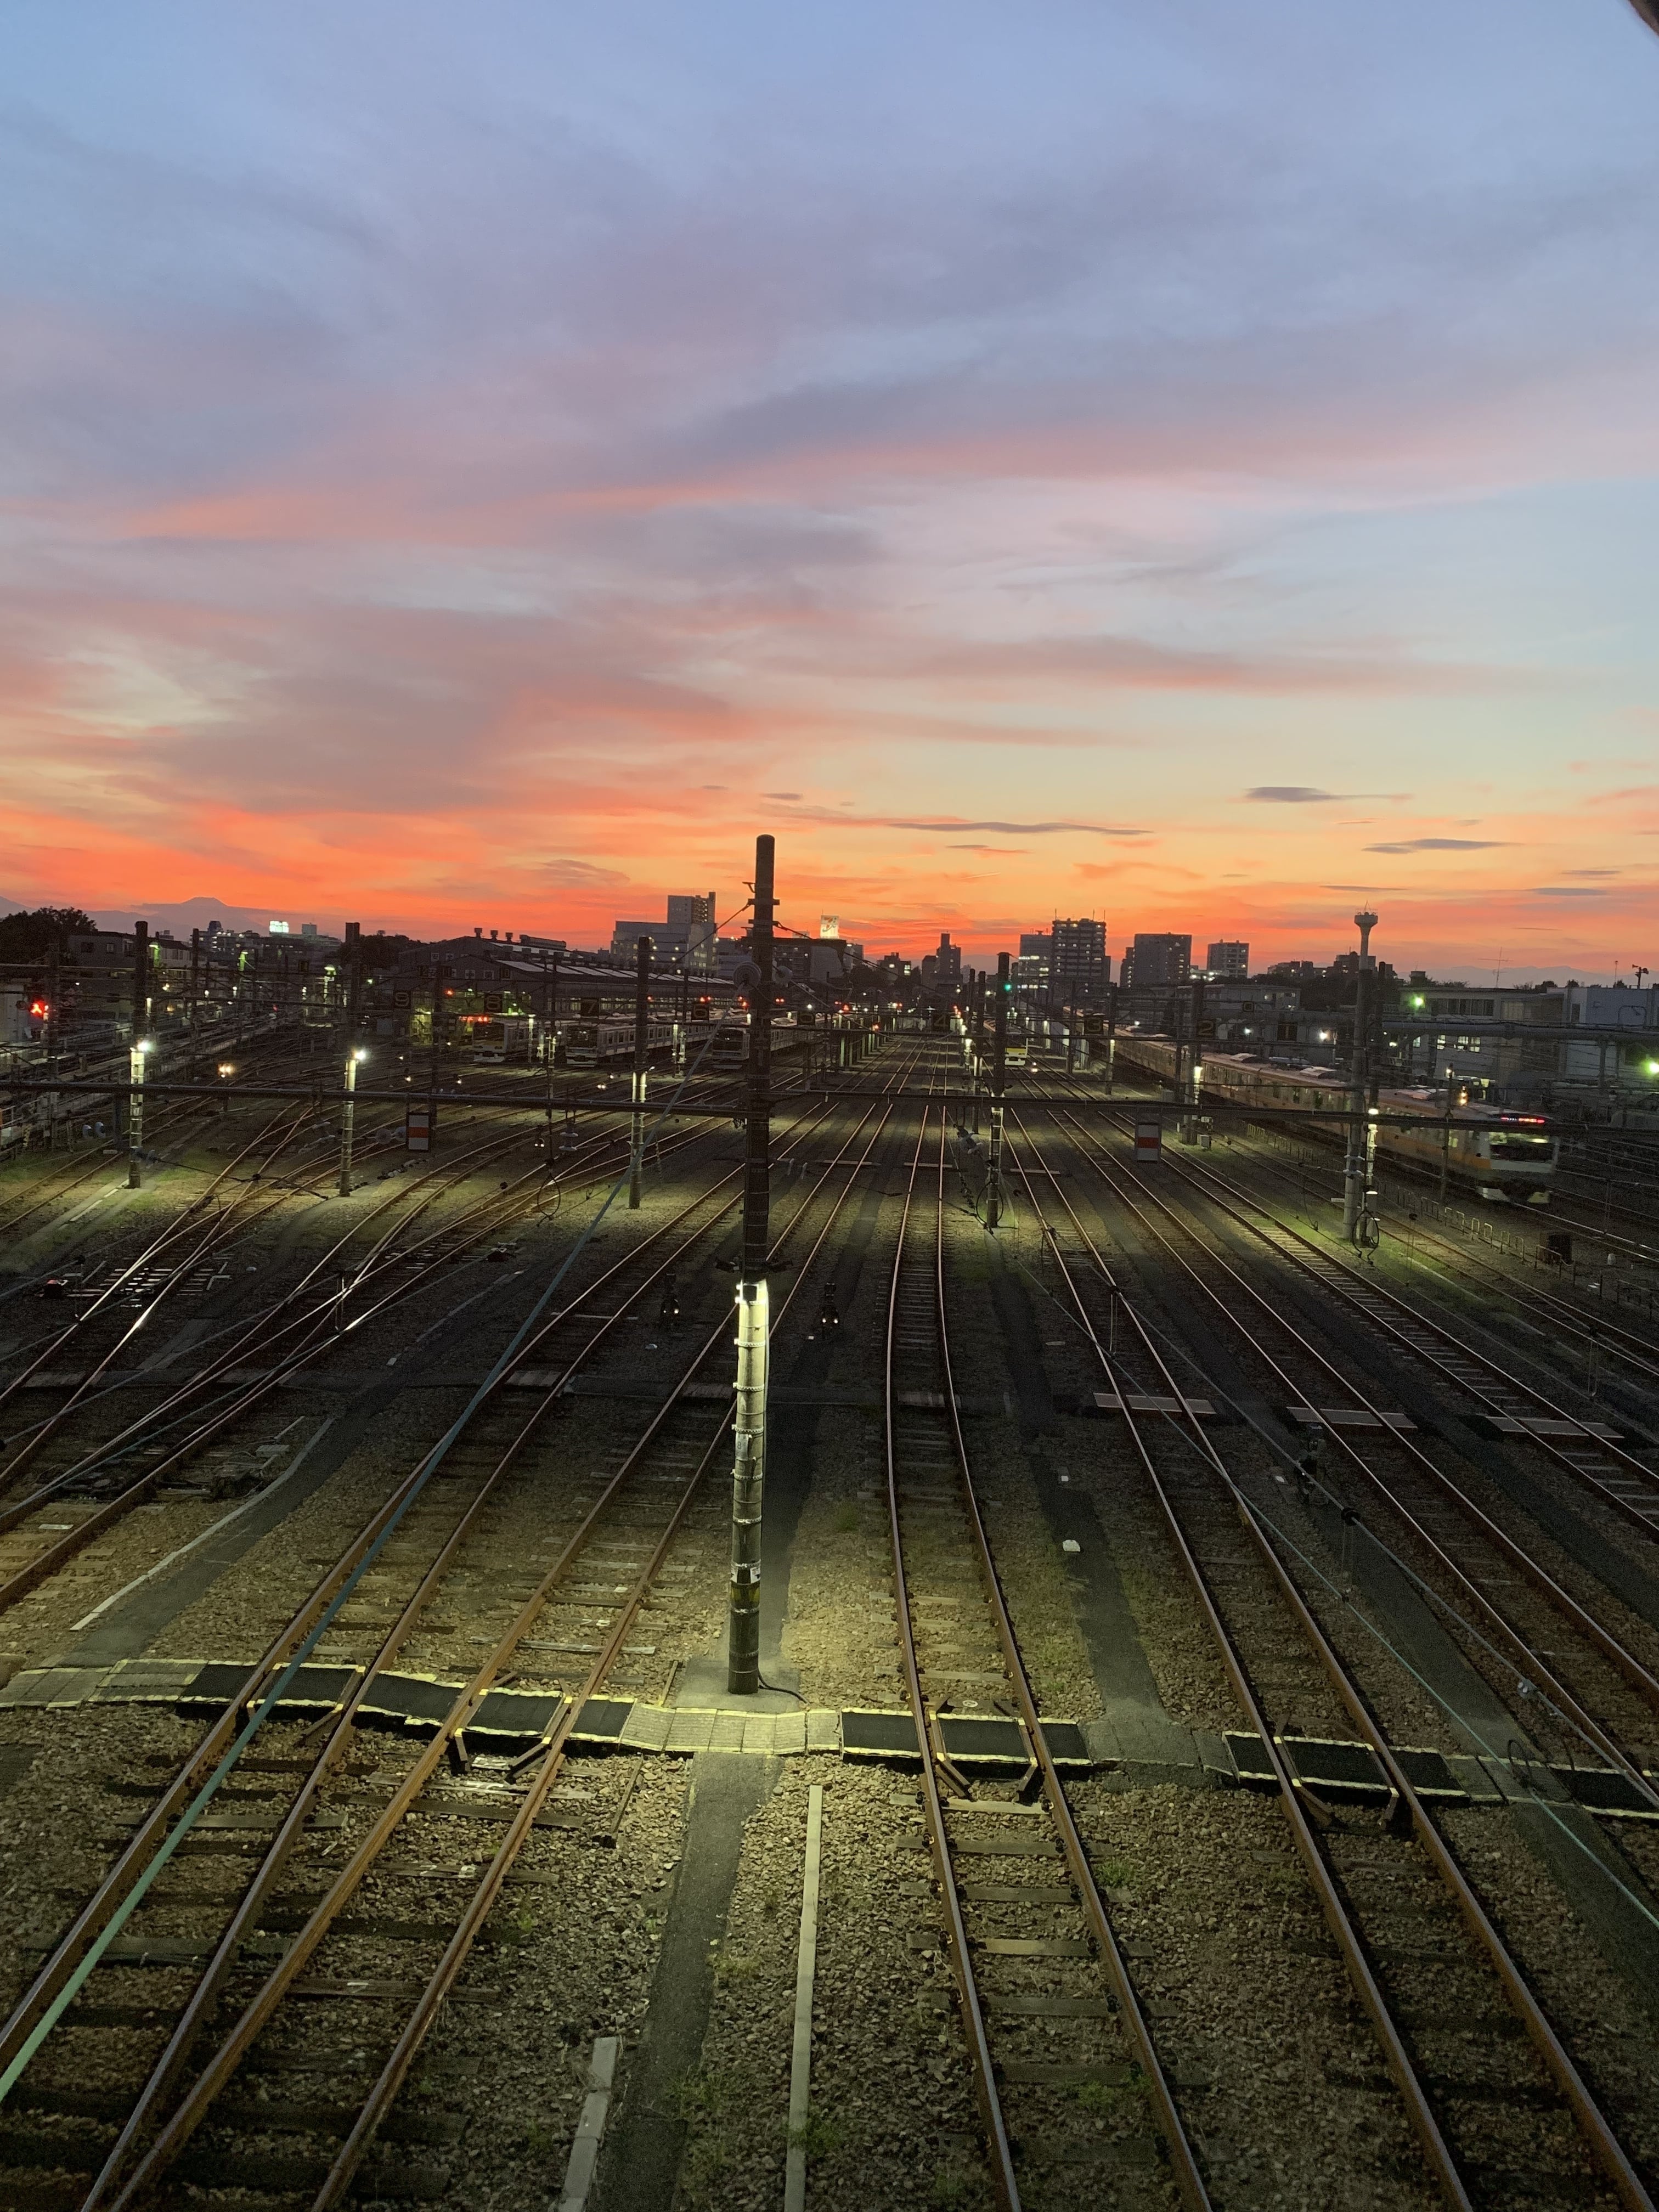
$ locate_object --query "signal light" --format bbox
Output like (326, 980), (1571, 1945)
(30, 998), (48, 1019)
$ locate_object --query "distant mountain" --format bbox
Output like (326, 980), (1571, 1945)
(59, 895), (341, 939)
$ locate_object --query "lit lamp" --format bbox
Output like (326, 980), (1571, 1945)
(127, 1036), (154, 1189)
(338, 1047), (368, 1197)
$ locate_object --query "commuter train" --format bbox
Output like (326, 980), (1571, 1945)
(684, 1017), (749, 1069)
(1115, 1040), (1558, 1204)
(560, 1018), (678, 1069)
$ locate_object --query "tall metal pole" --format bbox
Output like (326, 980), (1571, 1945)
(127, 921), (149, 1190)
(1344, 910), (1378, 1244)
(543, 951), (559, 1154)
(727, 833), (775, 1696)
(629, 935), (650, 1209)
(338, 1049), (360, 1197)
(342, 921), (362, 1056)
(970, 969), (985, 1133)
(985, 950), (1009, 1229)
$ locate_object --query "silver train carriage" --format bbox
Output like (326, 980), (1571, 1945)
(684, 1017), (750, 1068)
(560, 1017), (678, 1069)
(1115, 1040), (1558, 1204)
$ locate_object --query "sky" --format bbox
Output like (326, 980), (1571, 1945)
(2, 2), (1657, 980)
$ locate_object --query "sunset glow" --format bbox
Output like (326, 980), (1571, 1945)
(3, 3), (1657, 975)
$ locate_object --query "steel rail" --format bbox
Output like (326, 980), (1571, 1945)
(83, 1093), (884, 2207)
(0, 1113), (721, 1610)
(1000, 1128), (1480, 2208)
(94, 1085), (907, 2211)
(0, 1189), (292, 1488)
(1190, 1120), (1659, 1385)
(0, 1097), (558, 1468)
(0, 1114), (548, 1505)
(1044, 1106), (1659, 1814)
(928, 1115), (1212, 2211)
(1237, 1492), (1658, 2212)
(1116, 1107), (1659, 1527)
(884, 1094), (1021, 2212)
(0, 1094), (836, 2086)
(0, 1023), (298, 1234)
(1141, 1106), (1659, 1557)
(1007, 1120), (1655, 2212)
(300, 1078), (915, 2212)
(0, 1098), (320, 1424)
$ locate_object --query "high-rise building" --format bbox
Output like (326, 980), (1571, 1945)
(668, 891), (718, 973)
(1128, 933), (1190, 992)
(1050, 918), (1109, 1008)
(935, 932), (962, 986)
(1206, 940), (1249, 979)
(612, 893), (718, 972)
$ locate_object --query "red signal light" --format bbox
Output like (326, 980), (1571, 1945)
(29, 998), (48, 1019)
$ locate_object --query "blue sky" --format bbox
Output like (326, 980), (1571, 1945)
(3, 1), (1656, 976)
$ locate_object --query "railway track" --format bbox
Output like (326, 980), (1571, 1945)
(1030, 1105), (1659, 1807)
(0, 1020), (843, 1633)
(883, 1098), (1208, 2211)
(0, 1027), (325, 1239)
(1002, 1116), (1655, 2212)
(0, 1075), (915, 2210)
(0, 1083), (810, 1633)
(1081, 1108), (1659, 1554)
(1164, 1112), (1659, 1393)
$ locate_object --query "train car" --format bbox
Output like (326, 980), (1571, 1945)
(464, 1015), (532, 1064)
(561, 1018), (678, 1069)
(685, 1017), (749, 1069)
(1114, 1039), (1558, 1204)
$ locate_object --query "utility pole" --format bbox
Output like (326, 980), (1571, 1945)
(189, 928), (201, 1058)
(542, 950), (559, 1153)
(1344, 910), (1379, 1244)
(338, 1048), (363, 1195)
(727, 833), (775, 1696)
(629, 935), (650, 1209)
(1182, 974), (1206, 1138)
(342, 921), (362, 1057)
(128, 920), (149, 1190)
(985, 951), (1009, 1229)
(970, 969), (986, 1133)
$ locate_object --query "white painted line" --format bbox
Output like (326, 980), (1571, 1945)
(69, 1417), (336, 1631)
(783, 1782), (825, 2212)
(557, 2033), (619, 2211)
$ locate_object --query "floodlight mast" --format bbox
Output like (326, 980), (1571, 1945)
(1343, 910), (1379, 1246)
(127, 921), (150, 1190)
(629, 936), (650, 1209)
(985, 950), (1009, 1229)
(727, 834), (775, 1696)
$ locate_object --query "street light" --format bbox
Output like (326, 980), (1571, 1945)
(127, 1036), (154, 1189)
(338, 1046), (368, 1196)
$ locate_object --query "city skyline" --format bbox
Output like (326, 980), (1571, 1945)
(3, 4), (1657, 980)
